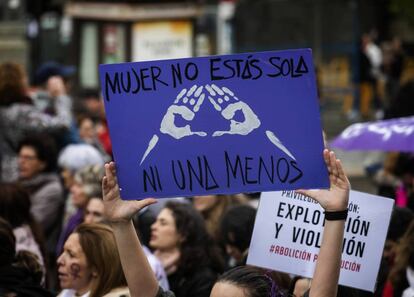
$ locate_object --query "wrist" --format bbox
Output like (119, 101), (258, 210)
(324, 209), (348, 221)
(110, 219), (133, 228)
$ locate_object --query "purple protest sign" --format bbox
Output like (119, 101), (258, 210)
(99, 49), (328, 199)
(330, 116), (414, 152)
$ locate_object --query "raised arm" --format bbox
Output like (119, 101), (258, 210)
(102, 162), (159, 297)
(297, 149), (350, 297)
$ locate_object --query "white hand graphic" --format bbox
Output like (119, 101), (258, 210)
(160, 85), (207, 139)
(205, 84), (261, 137)
(140, 83), (296, 165)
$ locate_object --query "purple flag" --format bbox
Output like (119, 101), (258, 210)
(330, 116), (414, 152)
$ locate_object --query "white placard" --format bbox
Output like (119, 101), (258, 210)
(247, 190), (394, 292)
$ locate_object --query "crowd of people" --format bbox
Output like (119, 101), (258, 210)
(349, 31), (406, 122)
(0, 56), (413, 297)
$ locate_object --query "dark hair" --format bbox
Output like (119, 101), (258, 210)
(0, 217), (16, 266)
(0, 62), (32, 106)
(389, 220), (414, 289)
(0, 182), (32, 227)
(386, 206), (414, 242)
(0, 183), (46, 260)
(220, 205), (257, 252)
(18, 133), (58, 172)
(218, 266), (287, 297)
(0, 218), (48, 292)
(165, 201), (224, 275)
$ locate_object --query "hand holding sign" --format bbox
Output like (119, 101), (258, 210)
(296, 149), (350, 211)
(298, 149), (350, 297)
(102, 162), (157, 222)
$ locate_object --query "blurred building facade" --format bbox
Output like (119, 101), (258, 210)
(64, 0), (219, 90)
(1, 0), (414, 94)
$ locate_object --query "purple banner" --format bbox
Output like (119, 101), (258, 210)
(99, 49), (328, 199)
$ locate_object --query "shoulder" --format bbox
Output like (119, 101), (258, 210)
(34, 174), (64, 195)
(0, 103), (31, 122)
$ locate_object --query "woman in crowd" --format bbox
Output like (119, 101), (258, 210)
(84, 196), (105, 224)
(149, 201), (224, 297)
(383, 220), (414, 296)
(76, 114), (109, 160)
(0, 62), (71, 183)
(193, 194), (247, 242)
(83, 196), (170, 291)
(57, 164), (104, 255)
(57, 223), (129, 297)
(220, 204), (257, 266)
(18, 134), (64, 247)
(0, 183), (45, 273)
(102, 149), (351, 297)
(17, 133), (64, 288)
(0, 217), (53, 297)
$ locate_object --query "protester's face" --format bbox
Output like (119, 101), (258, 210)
(84, 198), (104, 224)
(150, 208), (181, 250)
(84, 97), (105, 118)
(70, 182), (88, 208)
(61, 168), (75, 189)
(210, 282), (246, 297)
(18, 146), (46, 179)
(193, 195), (218, 213)
(79, 118), (95, 141)
(57, 233), (94, 295)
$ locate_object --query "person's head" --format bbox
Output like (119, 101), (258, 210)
(70, 165), (104, 209)
(57, 223), (126, 297)
(79, 89), (105, 119)
(84, 197), (105, 224)
(211, 266), (286, 297)
(220, 205), (257, 263)
(0, 183), (32, 228)
(193, 194), (247, 239)
(150, 201), (223, 273)
(58, 144), (105, 189)
(18, 133), (58, 179)
(193, 195), (219, 212)
(77, 114), (96, 142)
(390, 220), (414, 287)
(193, 194), (246, 213)
(0, 62), (30, 107)
(35, 61), (75, 86)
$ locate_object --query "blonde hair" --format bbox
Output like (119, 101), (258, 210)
(74, 165), (104, 198)
(75, 223), (127, 297)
